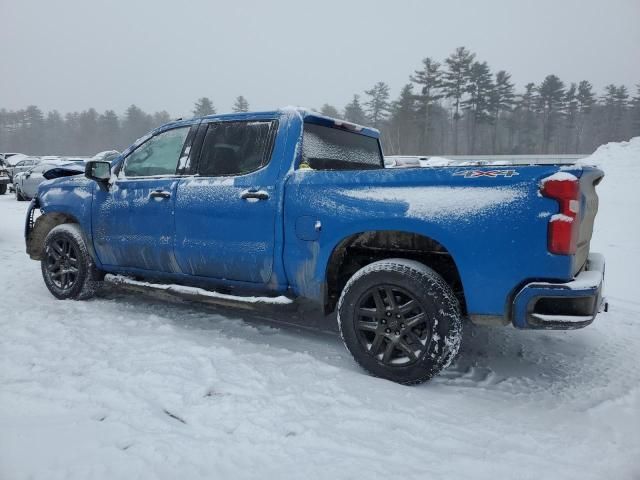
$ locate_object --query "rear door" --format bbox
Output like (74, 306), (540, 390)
(92, 125), (194, 272)
(174, 118), (280, 283)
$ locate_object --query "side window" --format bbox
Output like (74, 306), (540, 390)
(123, 127), (190, 177)
(301, 123), (383, 170)
(197, 120), (277, 176)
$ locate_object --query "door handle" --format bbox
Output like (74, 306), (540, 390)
(149, 190), (171, 199)
(240, 189), (269, 201)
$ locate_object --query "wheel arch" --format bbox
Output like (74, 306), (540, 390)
(27, 211), (82, 260)
(323, 230), (466, 315)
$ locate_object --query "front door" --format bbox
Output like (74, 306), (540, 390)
(174, 119), (281, 283)
(92, 125), (193, 273)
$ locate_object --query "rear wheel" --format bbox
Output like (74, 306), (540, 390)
(0, 184), (6, 195)
(338, 259), (462, 385)
(41, 224), (103, 300)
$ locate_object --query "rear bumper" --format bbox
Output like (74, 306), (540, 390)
(511, 253), (606, 329)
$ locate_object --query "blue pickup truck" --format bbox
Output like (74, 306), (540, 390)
(25, 107), (606, 384)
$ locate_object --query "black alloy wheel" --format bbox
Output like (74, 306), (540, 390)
(355, 285), (431, 366)
(44, 236), (80, 292)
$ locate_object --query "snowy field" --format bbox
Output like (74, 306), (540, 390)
(1, 140), (639, 480)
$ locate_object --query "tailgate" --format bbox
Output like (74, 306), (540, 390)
(574, 167), (604, 274)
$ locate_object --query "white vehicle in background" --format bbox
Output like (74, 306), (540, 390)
(6, 156), (41, 183)
(0, 152), (25, 165)
(13, 161), (85, 201)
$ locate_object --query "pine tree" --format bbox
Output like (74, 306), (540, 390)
(442, 47), (475, 154)
(44, 110), (66, 154)
(601, 85), (629, 142)
(320, 104), (340, 118)
(631, 83), (640, 136)
(613, 85), (629, 140)
(122, 104), (153, 145)
(152, 111), (172, 126)
(78, 108), (99, 154)
(343, 95), (368, 125)
(563, 83), (578, 153)
(462, 61), (494, 153)
(22, 105), (45, 154)
(514, 83), (538, 153)
(193, 97), (216, 117)
(232, 96), (249, 113)
(364, 82), (391, 128)
(536, 75), (565, 153)
(388, 84), (418, 154)
(575, 81), (595, 152)
(410, 57), (443, 152)
(98, 110), (120, 150)
(489, 70), (515, 153)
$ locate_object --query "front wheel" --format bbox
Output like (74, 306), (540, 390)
(338, 259), (462, 385)
(41, 224), (103, 300)
(15, 186), (27, 201)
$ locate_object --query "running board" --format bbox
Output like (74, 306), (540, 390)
(104, 274), (295, 312)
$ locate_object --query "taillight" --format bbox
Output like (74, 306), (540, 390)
(540, 174), (580, 255)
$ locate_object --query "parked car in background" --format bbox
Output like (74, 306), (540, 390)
(0, 164), (9, 194)
(7, 156), (41, 183)
(14, 161), (85, 200)
(0, 153), (25, 165)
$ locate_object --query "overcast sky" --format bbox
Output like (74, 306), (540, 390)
(1, 0), (638, 117)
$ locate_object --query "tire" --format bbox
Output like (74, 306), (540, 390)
(338, 259), (462, 385)
(41, 224), (103, 300)
(0, 184), (6, 195)
(15, 186), (27, 201)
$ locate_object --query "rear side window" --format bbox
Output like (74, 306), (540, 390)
(123, 127), (190, 177)
(302, 123), (383, 170)
(197, 120), (277, 176)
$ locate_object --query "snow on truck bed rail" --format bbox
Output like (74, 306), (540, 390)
(385, 153), (590, 168)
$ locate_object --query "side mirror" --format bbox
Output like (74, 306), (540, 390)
(85, 160), (111, 183)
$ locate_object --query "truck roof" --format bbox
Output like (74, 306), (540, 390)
(188, 106), (381, 139)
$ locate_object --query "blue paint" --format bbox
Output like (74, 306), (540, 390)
(28, 107), (605, 329)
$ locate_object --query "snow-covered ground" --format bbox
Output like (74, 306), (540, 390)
(1, 139), (639, 480)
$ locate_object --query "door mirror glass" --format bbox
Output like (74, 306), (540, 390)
(85, 160), (111, 182)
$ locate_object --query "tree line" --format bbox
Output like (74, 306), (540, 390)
(330, 47), (639, 156)
(1, 47), (639, 156)
(0, 95), (250, 156)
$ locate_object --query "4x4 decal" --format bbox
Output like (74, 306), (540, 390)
(453, 169), (519, 178)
